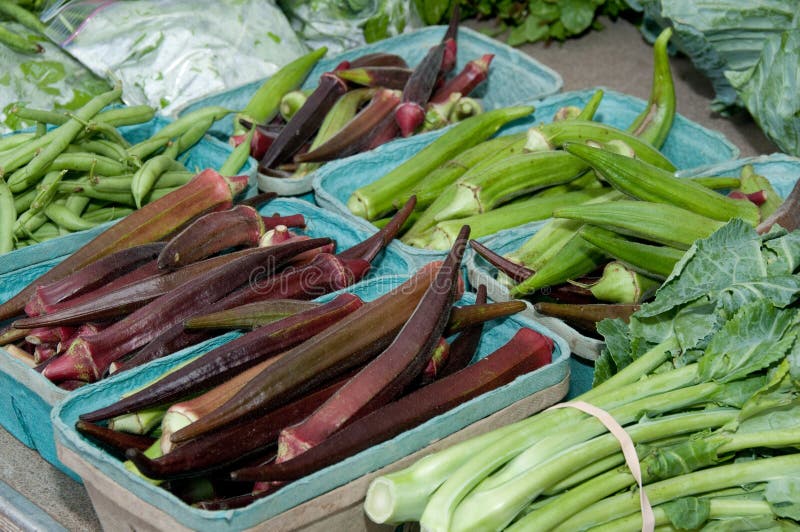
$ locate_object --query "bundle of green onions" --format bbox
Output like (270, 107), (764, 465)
(363, 218), (800, 531)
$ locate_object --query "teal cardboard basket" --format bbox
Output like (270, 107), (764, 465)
(0, 198), (412, 479)
(53, 275), (570, 531)
(177, 25), (563, 196)
(466, 152), (800, 362)
(313, 88), (741, 267)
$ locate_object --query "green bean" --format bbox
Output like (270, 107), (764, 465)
(81, 206), (134, 223)
(64, 195), (91, 216)
(0, 177), (15, 253)
(219, 128), (254, 177)
(48, 152), (130, 175)
(93, 171), (192, 193)
(175, 118), (213, 155)
(93, 105), (155, 127)
(67, 139), (129, 162)
(12, 107), (66, 125)
(4, 83), (122, 189)
(72, 188), (136, 207)
(12, 185), (37, 212)
(80, 120), (131, 147)
(30, 222), (61, 240)
(126, 136), (172, 163)
(150, 106), (232, 142)
(0, 132), (35, 152)
(0, 2), (47, 34)
(0, 24), (42, 55)
(13, 170), (64, 238)
(44, 203), (100, 231)
(131, 154), (174, 208)
(145, 186), (180, 203)
(34, 121), (46, 138)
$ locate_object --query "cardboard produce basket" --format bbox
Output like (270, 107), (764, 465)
(466, 153), (800, 360)
(0, 198), (413, 479)
(313, 87), (741, 267)
(176, 25), (563, 196)
(53, 279), (571, 531)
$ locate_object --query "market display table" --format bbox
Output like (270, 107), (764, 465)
(0, 15), (775, 531)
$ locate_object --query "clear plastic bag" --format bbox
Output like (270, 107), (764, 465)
(0, 21), (110, 134)
(41, 0), (309, 115)
(278, 0), (423, 54)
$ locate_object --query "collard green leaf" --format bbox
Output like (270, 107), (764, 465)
(672, 296), (721, 352)
(662, 496), (710, 529)
(766, 478), (800, 520)
(764, 229), (800, 276)
(592, 349), (616, 387)
(597, 317), (633, 368)
(738, 359), (800, 425)
(638, 220), (765, 318)
(700, 515), (791, 532)
(699, 300), (798, 383)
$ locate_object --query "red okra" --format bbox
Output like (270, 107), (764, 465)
(294, 89), (402, 163)
(80, 294), (363, 422)
(0, 169), (248, 322)
(276, 226), (469, 462)
(430, 54), (493, 104)
(42, 238), (332, 383)
(336, 67), (412, 90)
(534, 302), (640, 334)
(76, 421), (155, 457)
(169, 261), (443, 443)
(349, 52), (408, 69)
(26, 243), (165, 316)
(396, 42), (447, 137)
(258, 73), (348, 172)
(230, 327), (554, 483)
(157, 205), (265, 270)
(125, 375), (352, 481)
(439, 284), (488, 378)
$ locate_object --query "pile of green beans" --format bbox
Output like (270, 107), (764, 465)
(0, 84), (233, 253)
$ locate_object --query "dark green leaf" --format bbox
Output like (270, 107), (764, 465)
(766, 478), (800, 520)
(364, 13), (390, 43)
(559, 0), (596, 35)
(662, 497), (711, 529)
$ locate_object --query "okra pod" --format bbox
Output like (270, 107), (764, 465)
(236, 46), (328, 136)
(554, 200), (725, 250)
(578, 225), (684, 280)
(184, 300), (321, 330)
(395, 42), (447, 137)
(738, 164), (782, 219)
(349, 52), (408, 69)
(294, 88), (402, 163)
(565, 143), (760, 225)
(276, 227), (469, 461)
(75, 421), (155, 457)
(348, 105), (535, 221)
(534, 302), (640, 334)
(425, 188), (608, 250)
(757, 177), (800, 234)
(258, 72), (348, 172)
(439, 284), (488, 378)
(42, 238), (332, 382)
(627, 28), (675, 148)
(169, 261), (443, 443)
(279, 90), (310, 122)
(84, 295), (363, 427)
(336, 67), (412, 89)
(157, 205), (265, 270)
(430, 54), (493, 104)
(509, 232), (607, 298)
(524, 120), (675, 171)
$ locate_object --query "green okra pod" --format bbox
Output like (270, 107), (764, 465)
(570, 261), (659, 304)
(627, 28), (675, 148)
(236, 46), (328, 136)
(524, 120), (676, 171)
(577, 89), (604, 121)
(402, 133), (527, 211)
(425, 188), (608, 251)
(348, 105), (535, 221)
(279, 89), (311, 121)
(738, 164), (782, 218)
(578, 225), (685, 280)
(553, 200), (725, 250)
(509, 231), (608, 298)
(564, 143), (760, 225)
(0, 177), (15, 253)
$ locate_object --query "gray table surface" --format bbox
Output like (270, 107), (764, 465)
(0, 16), (780, 532)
